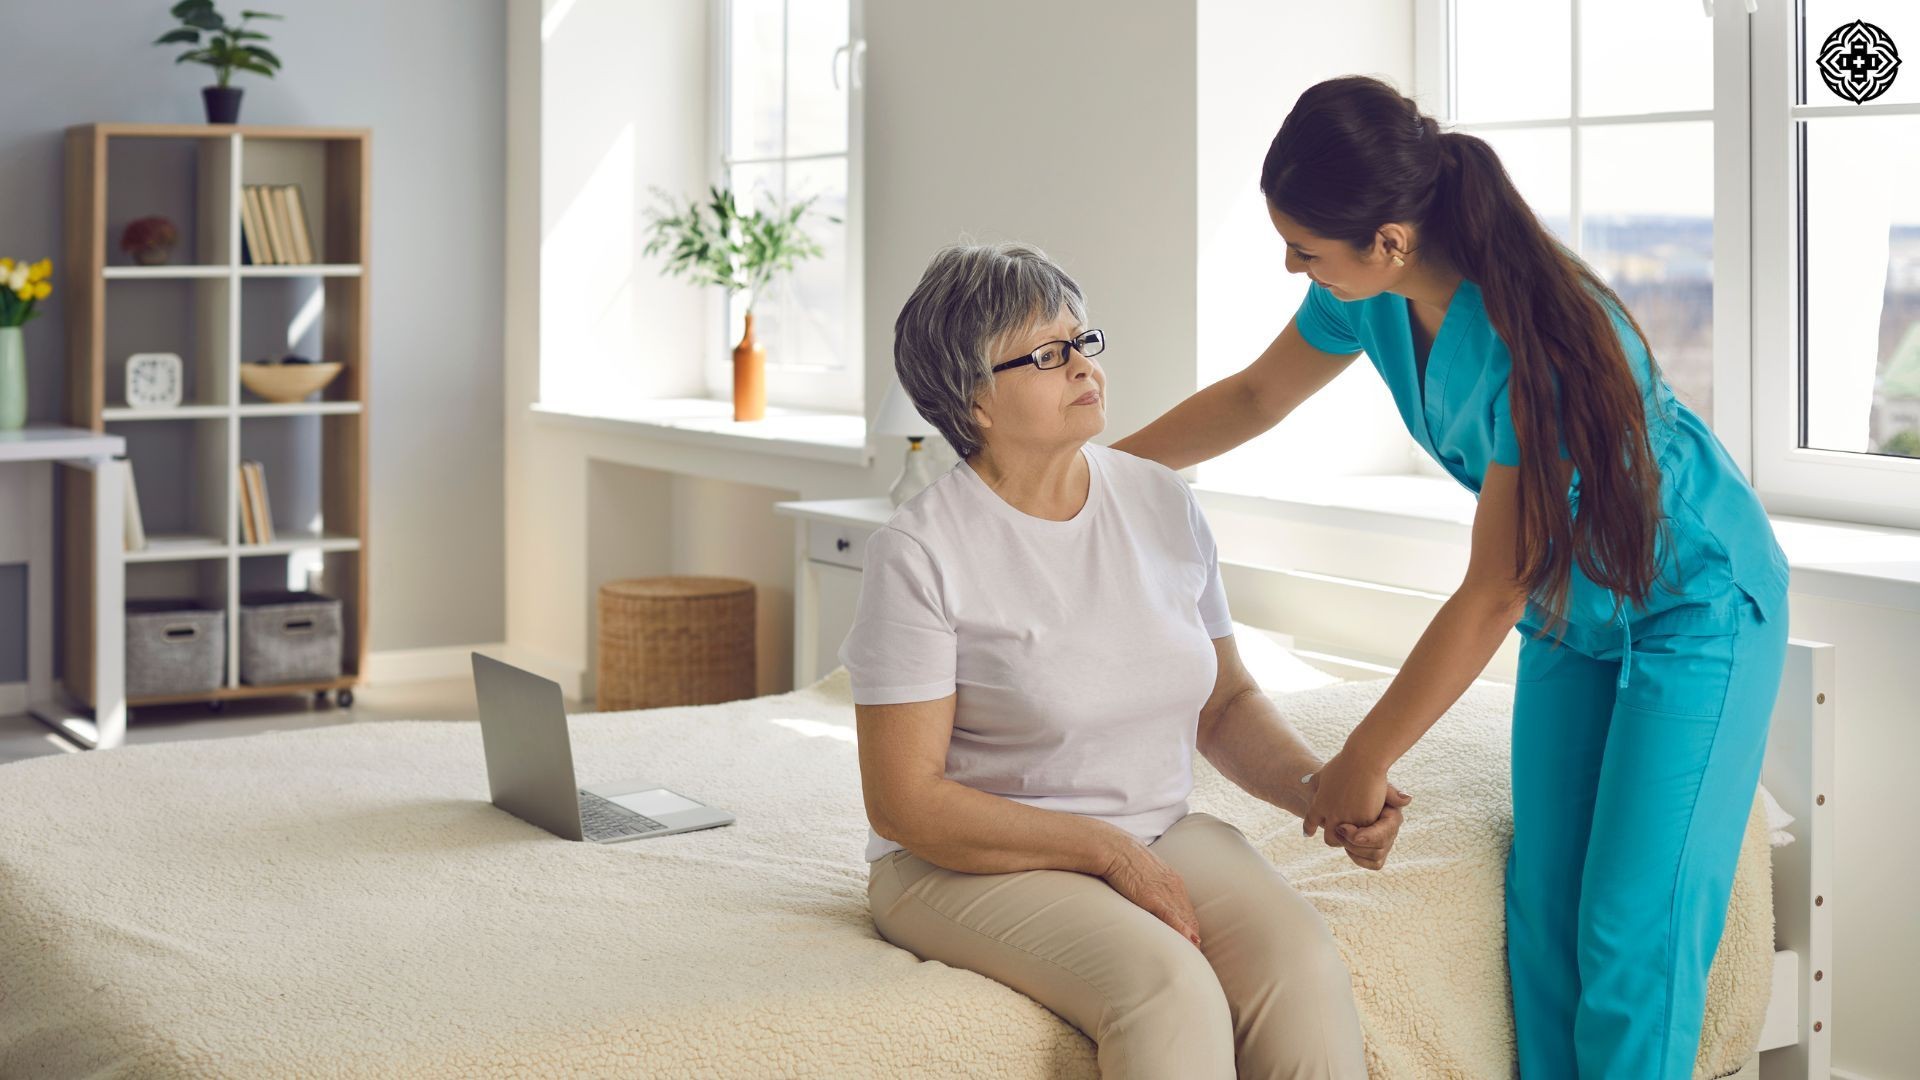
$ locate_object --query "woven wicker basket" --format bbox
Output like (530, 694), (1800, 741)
(596, 576), (756, 711)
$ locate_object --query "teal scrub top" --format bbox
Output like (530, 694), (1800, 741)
(1291, 278), (1790, 663)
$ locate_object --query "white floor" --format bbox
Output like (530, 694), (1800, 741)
(0, 679), (583, 766)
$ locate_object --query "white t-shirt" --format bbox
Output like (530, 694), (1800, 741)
(839, 442), (1234, 863)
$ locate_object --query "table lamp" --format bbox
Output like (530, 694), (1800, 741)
(875, 380), (941, 506)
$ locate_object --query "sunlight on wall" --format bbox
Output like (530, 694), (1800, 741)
(540, 123), (637, 412)
(541, 0), (579, 42)
(287, 287), (324, 352)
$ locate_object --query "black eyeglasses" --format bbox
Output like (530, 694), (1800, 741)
(990, 328), (1106, 373)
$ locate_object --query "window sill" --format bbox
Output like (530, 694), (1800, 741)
(530, 399), (871, 468)
(1193, 474), (1920, 614)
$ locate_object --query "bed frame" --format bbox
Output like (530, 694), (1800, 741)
(1222, 563), (1834, 1080)
(1755, 638), (1835, 1080)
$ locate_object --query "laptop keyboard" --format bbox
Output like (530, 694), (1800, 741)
(578, 790), (668, 840)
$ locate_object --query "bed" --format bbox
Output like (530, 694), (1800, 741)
(0, 631), (1832, 1078)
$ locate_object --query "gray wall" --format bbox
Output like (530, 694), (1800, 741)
(0, 0), (506, 657)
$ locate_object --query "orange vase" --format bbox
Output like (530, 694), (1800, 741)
(733, 311), (767, 422)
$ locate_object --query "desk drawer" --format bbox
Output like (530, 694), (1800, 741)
(807, 520), (875, 571)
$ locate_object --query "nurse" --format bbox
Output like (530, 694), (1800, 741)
(1112, 75), (1792, 1079)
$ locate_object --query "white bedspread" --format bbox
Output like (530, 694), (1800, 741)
(0, 670), (1772, 1078)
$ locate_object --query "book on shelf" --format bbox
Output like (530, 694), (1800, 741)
(283, 185), (316, 264)
(121, 457), (146, 552)
(241, 185), (275, 265)
(239, 186), (256, 264)
(252, 460), (275, 542)
(241, 183), (317, 267)
(238, 462), (257, 544)
(273, 186), (309, 264)
(259, 185), (292, 266)
(238, 460), (275, 544)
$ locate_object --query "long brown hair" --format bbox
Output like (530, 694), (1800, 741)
(1261, 75), (1668, 631)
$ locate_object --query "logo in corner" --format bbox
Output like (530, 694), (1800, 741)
(1817, 20), (1901, 104)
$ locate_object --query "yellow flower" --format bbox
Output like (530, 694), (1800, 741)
(33, 281), (52, 301)
(0, 258), (12, 273)
(14, 284), (30, 300)
(29, 259), (51, 282)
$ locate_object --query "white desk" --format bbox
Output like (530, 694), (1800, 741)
(772, 498), (892, 684)
(0, 425), (127, 749)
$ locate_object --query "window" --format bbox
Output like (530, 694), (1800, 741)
(1751, 0), (1920, 526)
(1423, 0), (1919, 529)
(713, 0), (865, 414)
(1440, 0), (1719, 418)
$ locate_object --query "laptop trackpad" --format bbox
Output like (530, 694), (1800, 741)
(606, 788), (703, 817)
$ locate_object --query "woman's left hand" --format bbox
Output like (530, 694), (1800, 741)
(1301, 745), (1392, 841)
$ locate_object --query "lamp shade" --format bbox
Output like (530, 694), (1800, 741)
(874, 380), (937, 437)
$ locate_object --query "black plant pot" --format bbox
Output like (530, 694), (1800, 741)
(202, 86), (243, 124)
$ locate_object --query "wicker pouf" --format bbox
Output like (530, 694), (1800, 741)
(597, 576), (757, 711)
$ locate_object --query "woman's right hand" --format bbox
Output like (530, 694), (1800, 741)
(1101, 841), (1204, 947)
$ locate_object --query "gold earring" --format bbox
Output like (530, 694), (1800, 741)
(1392, 254), (1406, 267)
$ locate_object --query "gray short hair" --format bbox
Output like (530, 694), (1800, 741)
(892, 241), (1087, 458)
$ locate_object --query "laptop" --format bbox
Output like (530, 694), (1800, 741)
(471, 652), (735, 843)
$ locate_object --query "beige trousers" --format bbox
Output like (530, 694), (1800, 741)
(867, 811), (1369, 1079)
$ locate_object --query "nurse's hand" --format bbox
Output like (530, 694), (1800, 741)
(1333, 796), (1411, 871)
(1301, 747), (1394, 841)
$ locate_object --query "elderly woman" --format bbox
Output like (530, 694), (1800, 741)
(841, 241), (1408, 1079)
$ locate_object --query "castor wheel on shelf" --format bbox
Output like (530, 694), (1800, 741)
(208, 700), (225, 712)
(315, 690), (331, 708)
(336, 689), (354, 708)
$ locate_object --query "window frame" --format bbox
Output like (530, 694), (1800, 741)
(707, 0), (867, 415)
(1750, 0), (1920, 528)
(1417, 0), (1920, 531)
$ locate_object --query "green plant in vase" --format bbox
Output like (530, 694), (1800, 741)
(0, 257), (52, 431)
(643, 185), (832, 422)
(155, 0), (284, 124)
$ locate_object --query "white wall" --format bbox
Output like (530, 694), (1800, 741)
(1195, 0), (1416, 491)
(539, 0), (710, 412)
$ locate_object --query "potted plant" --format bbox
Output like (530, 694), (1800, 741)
(0, 257), (53, 431)
(643, 185), (832, 422)
(154, 1), (284, 125)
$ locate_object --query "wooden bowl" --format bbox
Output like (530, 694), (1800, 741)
(240, 361), (342, 404)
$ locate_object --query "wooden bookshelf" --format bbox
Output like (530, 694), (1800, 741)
(62, 122), (370, 709)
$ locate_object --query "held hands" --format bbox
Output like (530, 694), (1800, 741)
(1302, 747), (1413, 872)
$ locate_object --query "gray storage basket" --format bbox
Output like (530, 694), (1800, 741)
(239, 591), (344, 686)
(126, 601), (226, 698)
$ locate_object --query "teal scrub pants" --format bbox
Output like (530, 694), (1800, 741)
(1505, 594), (1788, 1078)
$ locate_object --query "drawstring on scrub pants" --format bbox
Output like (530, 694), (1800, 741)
(1614, 606), (1634, 690)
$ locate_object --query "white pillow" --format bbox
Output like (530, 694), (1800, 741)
(1759, 784), (1796, 848)
(1228, 621), (1345, 693)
